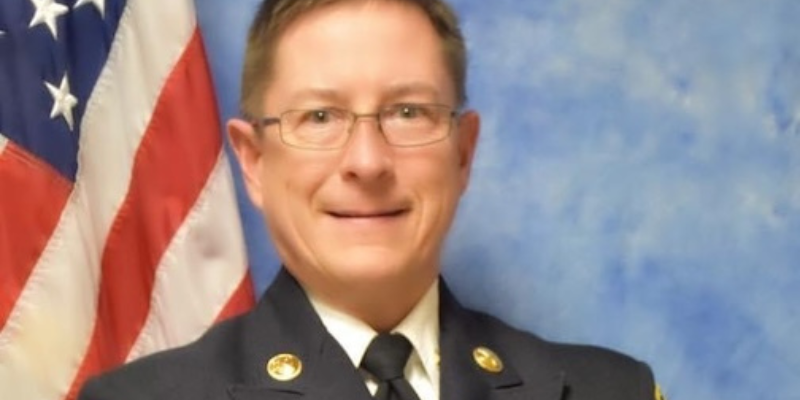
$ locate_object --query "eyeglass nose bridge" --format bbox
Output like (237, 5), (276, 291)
(347, 111), (385, 134)
(342, 112), (394, 147)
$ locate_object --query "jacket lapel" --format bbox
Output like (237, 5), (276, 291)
(439, 281), (566, 400)
(226, 269), (373, 400)
(223, 269), (567, 400)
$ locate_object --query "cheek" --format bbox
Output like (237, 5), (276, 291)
(259, 153), (335, 216)
(402, 151), (464, 208)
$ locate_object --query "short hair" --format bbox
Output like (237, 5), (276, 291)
(239, 0), (468, 118)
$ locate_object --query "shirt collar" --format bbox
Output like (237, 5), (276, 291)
(393, 281), (440, 381)
(307, 280), (440, 379)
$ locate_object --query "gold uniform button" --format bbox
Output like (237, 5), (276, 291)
(266, 353), (303, 381)
(472, 346), (504, 373)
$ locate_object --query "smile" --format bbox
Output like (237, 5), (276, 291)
(326, 209), (409, 219)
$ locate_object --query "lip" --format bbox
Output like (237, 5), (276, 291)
(326, 208), (410, 219)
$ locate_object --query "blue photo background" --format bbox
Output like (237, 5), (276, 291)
(194, 1), (800, 399)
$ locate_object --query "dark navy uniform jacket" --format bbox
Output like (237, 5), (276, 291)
(79, 269), (658, 400)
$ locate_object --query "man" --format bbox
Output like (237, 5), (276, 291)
(80, 0), (664, 399)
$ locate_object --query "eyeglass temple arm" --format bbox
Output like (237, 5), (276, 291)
(249, 116), (281, 129)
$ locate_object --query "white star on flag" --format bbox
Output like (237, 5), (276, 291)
(74, 0), (105, 17)
(28, 0), (69, 39)
(45, 74), (79, 131)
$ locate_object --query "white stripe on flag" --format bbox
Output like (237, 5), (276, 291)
(0, 1), (197, 399)
(0, 134), (7, 155)
(127, 154), (247, 361)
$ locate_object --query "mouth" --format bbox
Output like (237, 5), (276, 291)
(326, 208), (410, 219)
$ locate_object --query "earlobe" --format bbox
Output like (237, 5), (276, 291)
(227, 118), (264, 208)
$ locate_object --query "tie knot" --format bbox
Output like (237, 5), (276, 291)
(361, 333), (413, 381)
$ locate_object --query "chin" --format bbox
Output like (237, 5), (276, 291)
(325, 247), (419, 283)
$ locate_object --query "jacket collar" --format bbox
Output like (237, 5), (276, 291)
(227, 269), (566, 400)
(227, 269), (373, 400)
(438, 280), (566, 400)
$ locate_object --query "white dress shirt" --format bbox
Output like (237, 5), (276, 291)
(307, 281), (440, 400)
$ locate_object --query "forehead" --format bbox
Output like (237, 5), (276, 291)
(266, 0), (455, 106)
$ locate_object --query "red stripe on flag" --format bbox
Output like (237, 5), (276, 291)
(215, 273), (255, 323)
(0, 143), (72, 330)
(67, 30), (224, 399)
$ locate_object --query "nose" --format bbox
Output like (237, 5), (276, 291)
(337, 116), (394, 184)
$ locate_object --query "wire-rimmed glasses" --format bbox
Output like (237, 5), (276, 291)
(250, 103), (458, 150)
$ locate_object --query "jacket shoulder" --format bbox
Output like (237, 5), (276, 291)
(78, 314), (247, 400)
(466, 309), (656, 400)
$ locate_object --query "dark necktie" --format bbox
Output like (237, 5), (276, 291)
(360, 333), (422, 400)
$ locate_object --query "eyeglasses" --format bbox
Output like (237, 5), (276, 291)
(250, 103), (458, 150)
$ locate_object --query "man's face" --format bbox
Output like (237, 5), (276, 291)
(230, 0), (479, 299)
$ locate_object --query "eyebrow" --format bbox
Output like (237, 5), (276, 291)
(282, 82), (446, 109)
(383, 82), (443, 101)
(284, 88), (346, 107)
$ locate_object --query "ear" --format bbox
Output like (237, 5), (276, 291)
(455, 110), (480, 194)
(227, 118), (265, 209)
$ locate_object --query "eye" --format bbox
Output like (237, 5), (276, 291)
(397, 105), (422, 119)
(307, 109), (332, 124)
(285, 108), (345, 135)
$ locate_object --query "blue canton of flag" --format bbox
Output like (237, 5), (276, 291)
(1, 0), (124, 180)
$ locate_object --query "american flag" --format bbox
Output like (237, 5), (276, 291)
(0, 1), (255, 399)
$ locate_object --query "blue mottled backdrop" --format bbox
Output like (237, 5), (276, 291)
(194, 1), (800, 399)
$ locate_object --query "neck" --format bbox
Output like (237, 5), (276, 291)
(306, 273), (437, 332)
